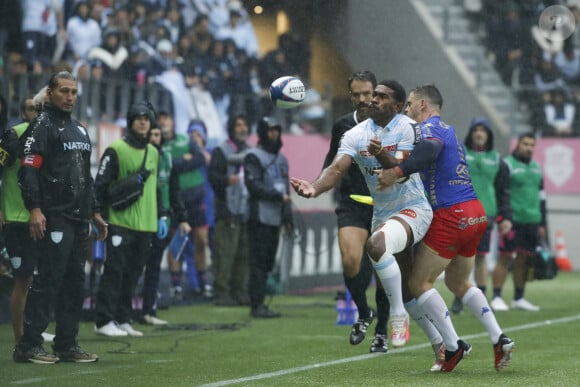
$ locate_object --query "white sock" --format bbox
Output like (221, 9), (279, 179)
(371, 254), (406, 316)
(463, 286), (502, 343)
(417, 288), (459, 351)
(405, 298), (443, 345)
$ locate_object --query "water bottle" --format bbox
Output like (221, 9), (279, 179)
(344, 289), (358, 325)
(335, 298), (347, 325)
(93, 240), (105, 262)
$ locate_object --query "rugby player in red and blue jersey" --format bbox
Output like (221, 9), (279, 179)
(377, 84), (514, 373)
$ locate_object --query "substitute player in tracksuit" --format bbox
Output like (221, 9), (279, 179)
(15, 71), (107, 364)
(93, 102), (160, 337)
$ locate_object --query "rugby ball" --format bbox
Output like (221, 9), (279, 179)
(269, 76), (306, 109)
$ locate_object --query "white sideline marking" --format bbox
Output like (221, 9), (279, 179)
(10, 315), (580, 385)
(198, 314), (580, 387)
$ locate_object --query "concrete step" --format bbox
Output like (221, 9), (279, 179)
(419, 0), (531, 133)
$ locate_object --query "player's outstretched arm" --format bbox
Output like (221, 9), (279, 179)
(291, 154), (352, 198)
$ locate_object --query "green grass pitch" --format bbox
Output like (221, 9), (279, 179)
(2, 272), (579, 386)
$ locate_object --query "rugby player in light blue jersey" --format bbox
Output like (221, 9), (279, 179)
(291, 80), (445, 367)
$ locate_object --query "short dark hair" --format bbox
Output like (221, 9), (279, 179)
(378, 79), (406, 104)
(410, 84), (443, 109)
(518, 132), (535, 142)
(20, 94), (35, 114)
(47, 71), (76, 89)
(348, 70), (377, 91)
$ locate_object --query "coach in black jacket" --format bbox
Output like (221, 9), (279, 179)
(15, 71), (107, 364)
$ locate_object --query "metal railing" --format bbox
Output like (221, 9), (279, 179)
(3, 72), (335, 135)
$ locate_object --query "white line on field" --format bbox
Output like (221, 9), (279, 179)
(10, 315), (580, 385)
(197, 314), (580, 387)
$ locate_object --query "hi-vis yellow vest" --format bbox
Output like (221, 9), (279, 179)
(107, 140), (159, 232)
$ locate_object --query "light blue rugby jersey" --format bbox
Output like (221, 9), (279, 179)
(338, 114), (429, 222)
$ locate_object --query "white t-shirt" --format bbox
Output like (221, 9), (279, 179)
(66, 16), (102, 59)
(22, 0), (64, 36)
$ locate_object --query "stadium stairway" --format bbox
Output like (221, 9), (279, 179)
(413, 0), (532, 136)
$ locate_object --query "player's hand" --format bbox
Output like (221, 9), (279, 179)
(498, 219), (512, 235)
(290, 177), (315, 198)
(92, 212), (108, 241)
(376, 168), (398, 191)
(29, 208), (46, 241)
(178, 221), (192, 236)
(367, 138), (382, 156)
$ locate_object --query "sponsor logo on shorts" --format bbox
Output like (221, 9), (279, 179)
(458, 216), (486, 230)
(112, 235), (123, 247)
(51, 231), (64, 243)
(399, 209), (417, 218)
(467, 216), (486, 225)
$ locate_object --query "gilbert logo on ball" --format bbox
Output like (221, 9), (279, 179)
(270, 76), (306, 109)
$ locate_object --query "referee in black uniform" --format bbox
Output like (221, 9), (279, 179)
(322, 70), (389, 352)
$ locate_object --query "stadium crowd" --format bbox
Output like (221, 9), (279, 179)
(0, 0), (316, 136)
(465, 0), (580, 137)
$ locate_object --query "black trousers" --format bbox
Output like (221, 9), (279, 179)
(141, 234), (168, 316)
(20, 215), (89, 351)
(95, 225), (151, 327)
(247, 221), (280, 309)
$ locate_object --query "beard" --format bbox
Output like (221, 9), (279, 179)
(261, 138), (282, 154)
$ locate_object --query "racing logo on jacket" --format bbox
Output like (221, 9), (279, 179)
(10, 256), (22, 269)
(51, 231), (64, 244)
(112, 235), (123, 247)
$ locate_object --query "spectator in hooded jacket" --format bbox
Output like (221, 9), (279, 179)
(208, 114), (251, 306)
(450, 117), (512, 315)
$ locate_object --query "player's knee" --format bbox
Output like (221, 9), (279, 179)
(408, 275), (422, 297)
(367, 220), (409, 262)
(365, 231), (384, 262)
(341, 254), (360, 276)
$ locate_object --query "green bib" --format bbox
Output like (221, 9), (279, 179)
(158, 150), (172, 213)
(167, 134), (203, 190)
(107, 140), (159, 232)
(0, 123), (30, 223)
(504, 155), (543, 224)
(466, 149), (500, 217)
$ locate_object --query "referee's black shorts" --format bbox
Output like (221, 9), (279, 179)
(335, 199), (373, 231)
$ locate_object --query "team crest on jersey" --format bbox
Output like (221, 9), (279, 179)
(399, 209), (417, 218)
